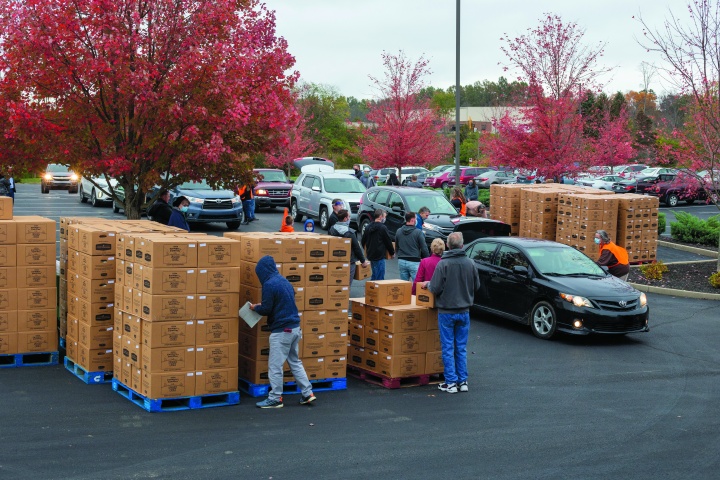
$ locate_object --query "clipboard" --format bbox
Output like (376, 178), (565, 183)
(239, 301), (262, 328)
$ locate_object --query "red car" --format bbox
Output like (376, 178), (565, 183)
(447, 167), (496, 186)
(252, 168), (293, 209)
(424, 171), (454, 189)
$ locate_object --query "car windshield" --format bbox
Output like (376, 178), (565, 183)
(47, 164), (70, 173)
(404, 193), (457, 215)
(257, 171), (288, 182)
(526, 245), (606, 276)
(324, 177), (366, 193)
(178, 179), (210, 189)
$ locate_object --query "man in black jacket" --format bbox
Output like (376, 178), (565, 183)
(328, 209), (369, 286)
(395, 211), (429, 282)
(327, 198), (344, 230)
(361, 209), (394, 281)
(147, 190), (173, 225)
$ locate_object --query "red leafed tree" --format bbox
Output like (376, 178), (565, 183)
(265, 95), (318, 175)
(360, 51), (451, 173)
(0, 0), (297, 218)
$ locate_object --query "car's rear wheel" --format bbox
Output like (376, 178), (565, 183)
(441, 182), (448, 189)
(319, 207), (329, 230)
(90, 189), (99, 207)
(41, 184), (48, 194)
(530, 301), (557, 340)
(359, 217), (371, 239)
(291, 201), (303, 222)
(226, 221), (241, 230)
(665, 194), (679, 207)
(79, 185), (87, 203)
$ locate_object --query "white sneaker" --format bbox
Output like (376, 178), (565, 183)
(438, 383), (458, 394)
(458, 381), (468, 392)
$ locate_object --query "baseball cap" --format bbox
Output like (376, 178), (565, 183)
(334, 201), (343, 206)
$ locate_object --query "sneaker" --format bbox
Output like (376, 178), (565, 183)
(438, 383), (458, 394)
(256, 397), (283, 408)
(458, 381), (468, 392)
(299, 394), (317, 405)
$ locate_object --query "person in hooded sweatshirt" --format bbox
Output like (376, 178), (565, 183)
(395, 211), (430, 282)
(361, 209), (395, 281)
(464, 179), (479, 202)
(250, 256), (316, 408)
(328, 209), (370, 286)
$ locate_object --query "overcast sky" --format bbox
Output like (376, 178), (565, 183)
(264, 0), (688, 100)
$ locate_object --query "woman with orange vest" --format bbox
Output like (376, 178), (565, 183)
(595, 229), (630, 280)
(449, 187), (467, 216)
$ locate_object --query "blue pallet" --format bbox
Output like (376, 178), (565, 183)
(59, 337), (66, 349)
(239, 376), (347, 398)
(64, 356), (113, 385)
(111, 379), (240, 412)
(0, 351), (59, 368)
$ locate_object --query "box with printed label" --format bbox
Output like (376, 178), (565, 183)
(364, 328), (380, 350)
(377, 353), (425, 378)
(327, 286), (349, 310)
(75, 225), (116, 255)
(306, 263), (328, 286)
(17, 330), (58, 353)
(349, 321), (364, 347)
(379, 331), (426, 355)
(17, 287), (56, 310)
(379, 306), (428, 333)
(16, 244), (55, 267)
(414, 290), (435, 308)
(66, 336), (78, 361)
(427, 330), (441, 351)
(300, 332), (327, 358)
(0, 310), (18, 333)
(142, 267), (197, 295)
(67, 315), (79, 340)
(196, 238), (240, 267)
(197, 267), (239, 294)
(77, 345), (114, 371)
(142, 346), (196, 372)
(17, 309), (55, 332)
(325, 355), (347, 378)
(303, 236), (329, 262)
(239, 332), (270, 359)
(141, 294), (196, 322)
(0, 267), (16, 289)
(0, 332), (18, 354)
(240, 284), (262, 305)
(353, 261), (371, 281)
(425, 351), (444, 374)
(325, 309), (348, 333)
(0, 220), (17, 245)
(195, 343), (239, 370)
(348, 346), (364, 368)
(325, 332), (347, 356)
(365, 280), (413, 307)
(196, 318), (239, 344)
(0, 245), (16, 267)
(303, 357), (325, 380)
(238, 317), (271, 339)
(122, 314), (142, 342)
(279, 236), (306, 263)
(71, 252), (115, 279)
(328, 262), (350, 286)
(77, 299), (114, 326)
(365, 306), (381, 329)
(239, 260), (264, 288)
(350, 298), (366, 324)
(327, 236), (352, 262)
(121, 337), (142, 366)
(238, 235), (283, 262)
(197, 293), (239, 319)
(301, 310), (327, 334)
(143, 320), (196, 348)
(13, 216), (55, 244)
(142, 371), (195, 399)
(364, 349), (380, 373)
(237, 355), (296, 385)
(0, 200), (13, 221)
(76, 277), (115, 303)
(293, 287), (305, 312)
(282, 263), (306, 287)
(195, 368), (239, 395)
(304, 286), (328, 311)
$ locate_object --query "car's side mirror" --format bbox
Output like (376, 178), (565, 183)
(391, 205), (404, 213)
(512, 265), (529, 276)
(311, 186), (321, 192)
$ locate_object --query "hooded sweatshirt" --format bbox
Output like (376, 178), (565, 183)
(329, 221), (366, 263)
(253, 255), (301, 332)
(464, 182), (479, 201)
(427, 249), (480, 314)
(395, 224), (429, 262)
(361, 221), (395, 261)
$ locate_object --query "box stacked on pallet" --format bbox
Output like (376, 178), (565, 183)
(348, 280), (443, 387)
(518, 187), (563, 240)
(555, 193), (620, 255)
(616, 194), (660, 263)
(229, 231), (350, 395)
(1, 213), (59, 366)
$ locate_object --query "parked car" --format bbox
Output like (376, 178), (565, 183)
(165, 180), (243, 229)
(577, 174), (625, 190)
(447, 167), (496, 186)
(371, 167), (396, 184)
(78, 176), (118, 207)
(475, 170), (517, 188)
(252, 168), (292, 209)
(633, 172), (678, 194)
(41, 164), (78, 193)
(635, 167), (676, 178)
(647, 173), (714, 206)
(427, 164), (455, 175)
(356, 186), (511, 247)
(423, 171), (454, 189)
(464, 237), (649, 339)
(290, 170), (366, 229)
(375, 167), (430, 185)
(112, 185), (151, 215)
(613, 164), (647, 178)
(611, 178), (639, 194)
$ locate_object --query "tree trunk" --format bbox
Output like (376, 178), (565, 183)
(123, 187), (145, 220)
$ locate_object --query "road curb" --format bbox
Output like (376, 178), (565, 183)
(628, 282), (720, 301)
(657, 239), (718, 258)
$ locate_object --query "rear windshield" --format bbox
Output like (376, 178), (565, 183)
(256, 171), (288, 182)
(324, 177), (366, 193)
(178, 179), (210, 189)
(404, 193), (457, 214)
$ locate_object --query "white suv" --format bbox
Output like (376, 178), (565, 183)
(79, 176), (118, 207)
(290, 172), (367, 229)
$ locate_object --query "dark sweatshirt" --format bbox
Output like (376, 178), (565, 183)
(253, 255), (301, 332)
(329, 221), (366, 263)
(395, 224), (429, 262)
(361, 221), (395, 261)
(148, 199), (173, 225)
(427, 249), (480, 314)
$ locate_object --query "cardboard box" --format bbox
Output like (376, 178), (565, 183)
(140, 236), (198, 267)
(0, 198), (12, 221)
(13, 216), (55, 244)
(301, 310), (328, 334)
(66, 336), (78, 361)
(75, 225), (116, 255)
(0, 332), (18, 354)
(17, 330), (58, 353)
(0, 220), (17, 245)
(304, 286), (328, 311)
(282, 263), (307, 287)
(327, 236), (352, 262)
(141, 294), (196, 322)
(327, 286), (350, 310)
(414, 290), (435, 308)
(350, 298), (366, 324)
(364, 349), (380, 373)
(121, 337), (142, 366)
(306, 263), (328, 286)
(379, 331), (426, 355)
(304, 236), (329, 262)
(238, 332), (270, 359)
(67, 315), (79, 340)
(365, 280), (413, 307)
(13, 266), (51, 290)
(0, 267), (16, 289)
(328, 262), (350, 286)
(303, 357), (325, 380)
(239, 235), (283, 262)
(425, 351), (444, 374)
(293, 286), (305, 312)
(325, 355), (347, 378)
(77, 299), (114, 326)
(0, 310), (18, 333)
(325, 309), (348, 333)
(427, 330), (441, 351)
(16, 244), (55, 266)
(17, 309), (55, 332)
(376, 353), (426, 378)
(143, 320), (196, 348)
(349, 321), (364, 347)
(17, 287), (56, 310)
(325, 332), (347, 356)
(195, 343), (239, 370)
(196, 238), (240, 267)
(239, 260), (264, 288)
(196, 318), (239, 344)
(238, 354), (286, 384)
(348, 346), (364, 368)
(122, 314), (142, 342)
(300, 333), (327, 357)
(142, 371), (195, 399)
(142, 346), (196, 372)
(238, 317), (271, 339)
(353, 262), (371, 280)
(142, 267), (197, 295)
(0, 245), (17, 267)
(197, 293), (239, 319)
(71, 252), (115, 279)
(379, 305), (428, 333)
(77, 346), (114, 371)
(240, 285), (262, 305)
(197, 267), (240, 294)
(195, 368), (238, 395)
(364, 328), (380, 350)
(365, 306), (381, 329)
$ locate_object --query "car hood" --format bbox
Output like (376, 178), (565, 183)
(175, 188), (236, 199)
(540, 273), (639, 298)
(256, 181), (292, 189)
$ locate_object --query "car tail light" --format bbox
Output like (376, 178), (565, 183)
(623, 185), (633, 191)
(479, 177), (488, 182)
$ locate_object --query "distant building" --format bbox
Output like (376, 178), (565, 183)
(444, 106), (527, 134)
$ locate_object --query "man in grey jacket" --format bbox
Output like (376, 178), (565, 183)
(395, 211), (429, 282)
(419, 232), (479, 394)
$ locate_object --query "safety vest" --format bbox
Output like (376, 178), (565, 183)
(460, 201), (467, 217)
(599, 242), (629, 267)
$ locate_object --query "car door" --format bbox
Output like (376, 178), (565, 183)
(465, 240), (499, 308)
(307, 176), (322, 216)
(385, 192), (406, 237)
(296, 175), (313, 213)
(488, 245), (534, 321)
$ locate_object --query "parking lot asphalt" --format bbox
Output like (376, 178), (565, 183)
(3, 183), (720, 479)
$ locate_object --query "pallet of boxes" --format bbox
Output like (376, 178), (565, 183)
(0, 198), (59, 367)
(230, 231), (350, 397)
(347, 280), (443, 388)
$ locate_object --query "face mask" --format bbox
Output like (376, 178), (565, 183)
(180, 206), (189, 213)
(594, 238), (600, 245)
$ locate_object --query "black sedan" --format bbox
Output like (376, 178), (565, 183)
(464, 237), (649, 339)
(357, 186), (510, 247)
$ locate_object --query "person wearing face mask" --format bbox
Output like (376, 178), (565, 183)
(168, 196), (191, 231)
(464, 179), (479, 202)
(361, 209), (394, 281)
(595, 229), (629, 280)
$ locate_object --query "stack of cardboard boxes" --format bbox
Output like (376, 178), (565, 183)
(556, 193), (620, 255)
(0, 201), (58, 357)
(616, 194), (660, 263)
(348, 280), (443, 380)
(231, 232), (350, 387)
(113, 231), (241, 399)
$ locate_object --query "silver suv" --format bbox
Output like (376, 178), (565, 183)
(290, 172), (366, 229)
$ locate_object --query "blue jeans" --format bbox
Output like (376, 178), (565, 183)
(242, 199), (255, 221)
(398, 259), (420, 282)
(438, 312), (470, 384)
(268, 327), (312, 401)
(370, 259), (385, 281)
